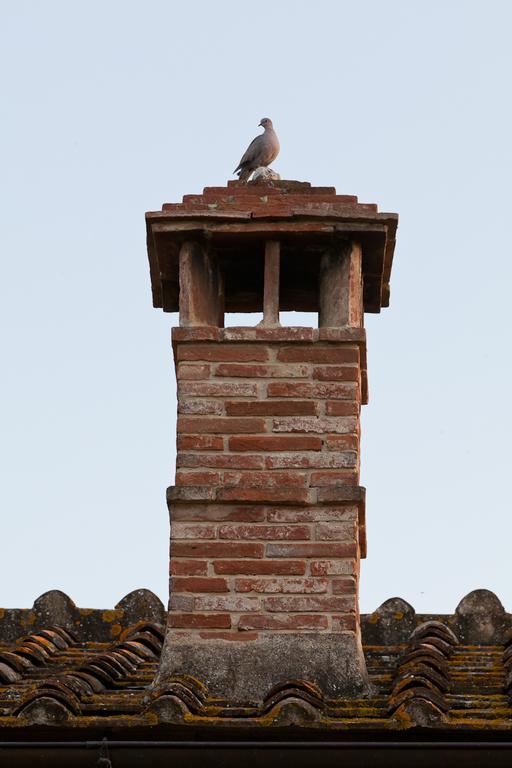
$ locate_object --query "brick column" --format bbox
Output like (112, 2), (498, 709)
(146, 180), (398, 708)
(154, 325), (369, 703)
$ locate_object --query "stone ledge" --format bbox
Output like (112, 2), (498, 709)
(171, 326), (367, 344)
(166, 486), (366, 557)
(167, 484), (365, 505)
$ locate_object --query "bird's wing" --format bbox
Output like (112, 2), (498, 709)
(234, 135), (263, 172)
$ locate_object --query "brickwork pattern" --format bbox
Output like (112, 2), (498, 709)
(176, 341), (361, 490)
(169, 501), (359, 638)
(169, 330), (364, 640)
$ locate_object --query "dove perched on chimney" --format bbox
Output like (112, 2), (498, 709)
(233, 118), (280, 182)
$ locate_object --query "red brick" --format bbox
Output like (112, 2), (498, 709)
(239, 614), (328, 631)
(229, 435), (322, 452)
(178, 344), (269, 362)
(235, 578), (328, 594)
(213, 363), (265, 378)
(178, 382), (258, 398)
(178, 399), (224, 415)
(316, 487), (364, 503)
(265, 453), (357, 469)
(214, 560), (307, 576)
(315, 522), (355, 540)
(169, 614), (231, 629)
(325, 435), (359, 451)
(273, 417), (357, 434)
(168, 486), (216, 502)
(172, 523), (217, 539)
(169, 594), (194, 611)
(171, 577), (228, 593)
(277, 347), (359, 364)
(173, 327), (221, 342)
(312, 366), (360, 382)
(310, 471), (358, 487)
(264, 596), (354, 612)
(266, 543), (357, 558)
(172, 542), (264, 558)
(218, 487), (312, 504)
(325, 402), (360, 416)
(226, 401), (317, 417)
(177, 363), (211, 380)
(317, 328), (365, 342)
(170, 560), (208, 576)
(177, 453), (265, 470)
(178, 417), (266, 434)
(332, 578), (357, 594)
(332, 615), (357, 631)
(177, 435), (224, 451)
(310, 560), (356, 576)
(219, 524), (310, 540)
(175, 471), (221, 486)
(223, 471), (307, 489)
(173, 506), (266, 522)
(195, 595), (260, 612)
(267, 508), (358, 523)
(215, 363), (309, 378)
(216, 363), (271, 378)
(267, 382), (357, 400)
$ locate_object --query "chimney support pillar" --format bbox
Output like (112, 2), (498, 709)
(179, 240), (223, 327)
(319, 240), (363, 328)
(260, 240), (281, 327)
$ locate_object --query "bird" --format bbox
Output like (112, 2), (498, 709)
(233, 118), (280, 182)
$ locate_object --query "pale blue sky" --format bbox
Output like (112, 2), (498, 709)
(1, 0), (511, 613)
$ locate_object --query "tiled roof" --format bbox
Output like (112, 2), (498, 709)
(0, 590), (166, 727)
(1, 589), (512, 732)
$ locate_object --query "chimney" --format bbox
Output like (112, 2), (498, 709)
(146, 180), (397, 706)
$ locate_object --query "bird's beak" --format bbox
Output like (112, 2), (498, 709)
(258, 121), (263, 127)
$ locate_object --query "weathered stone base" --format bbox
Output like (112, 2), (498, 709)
(153, 631), (370, 705)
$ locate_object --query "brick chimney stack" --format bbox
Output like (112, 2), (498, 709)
(146, 181), (397, 706)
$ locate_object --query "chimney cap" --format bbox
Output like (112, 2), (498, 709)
(146, 181), (398, 315)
